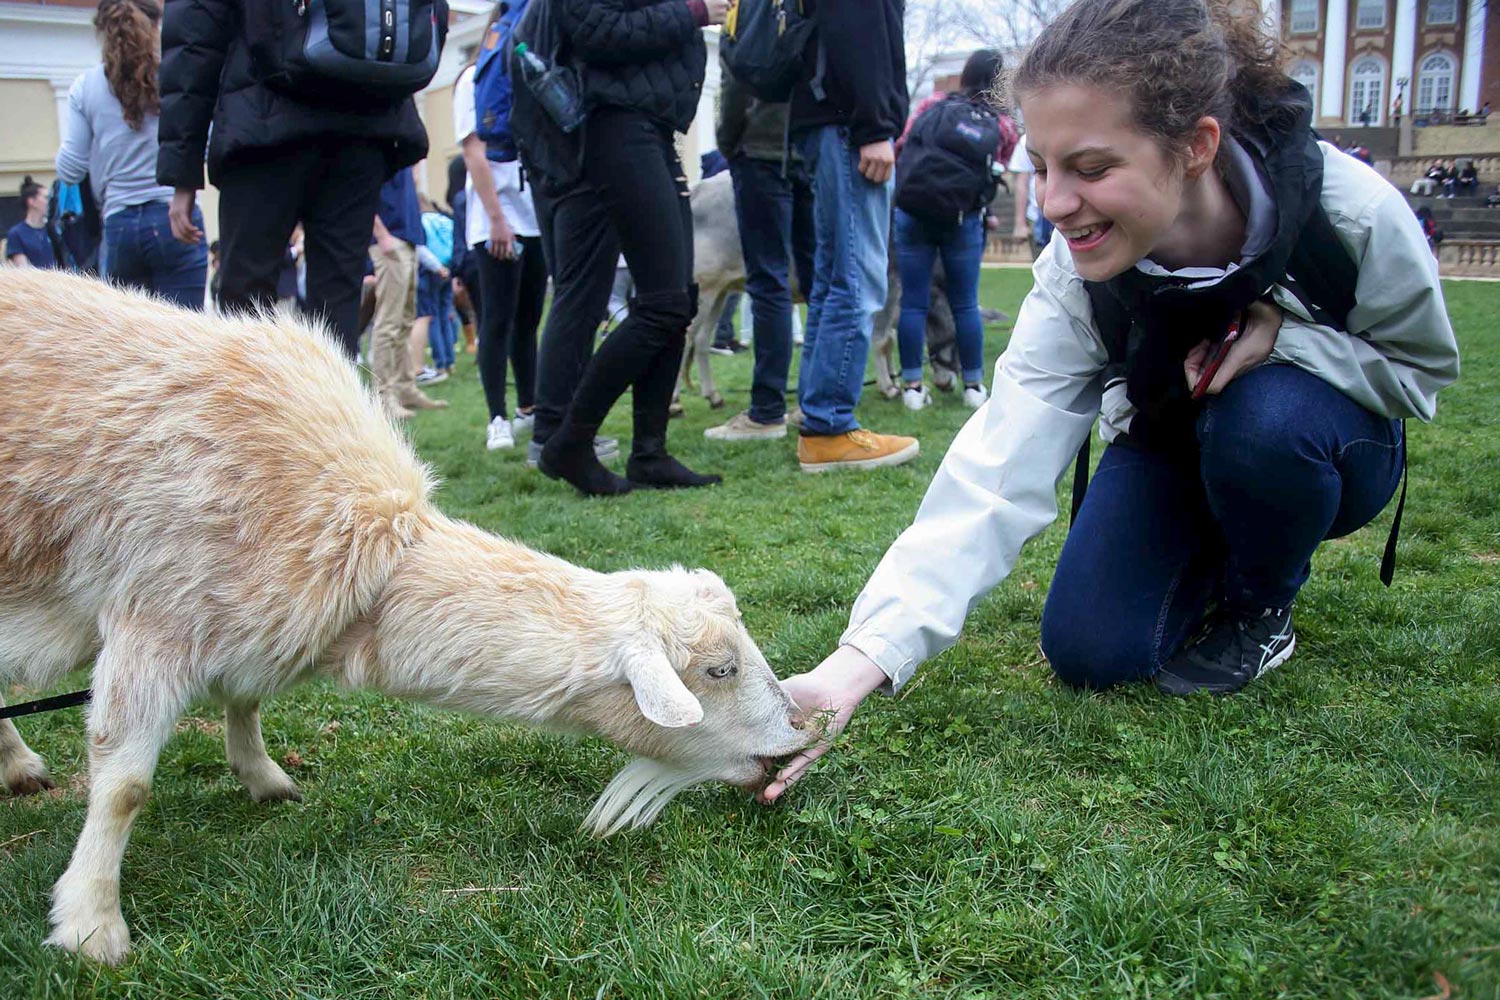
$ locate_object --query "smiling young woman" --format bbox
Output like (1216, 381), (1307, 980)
(759, 0), (1461, 804)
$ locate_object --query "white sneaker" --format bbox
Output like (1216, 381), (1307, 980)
(416, 366), (447, 386)
(486, 416), (515, 451)
(902, 384), (932, 411)
(512, 410), (535, 436)
(962, 384), (989, 408)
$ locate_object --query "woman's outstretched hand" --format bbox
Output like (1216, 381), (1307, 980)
(1183, 299), (1284, 396)
(757, 645), (889, 804)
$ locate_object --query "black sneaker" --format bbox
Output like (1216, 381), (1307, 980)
(1155, 606), (1295, 696)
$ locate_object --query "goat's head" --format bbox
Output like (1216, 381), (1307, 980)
(576, 566), (810, 835)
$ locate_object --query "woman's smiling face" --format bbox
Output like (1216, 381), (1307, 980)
(1020, 84), (1190, 281)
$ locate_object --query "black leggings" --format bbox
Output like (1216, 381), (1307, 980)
(474, 235), (545, 420)
(550, 108), (694, 453)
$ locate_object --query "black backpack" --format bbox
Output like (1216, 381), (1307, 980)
(510, 0), (585, 196)
(244, 0), (448, 109)
(894, 95), (1002, 234)
(721, 0), (817, 103)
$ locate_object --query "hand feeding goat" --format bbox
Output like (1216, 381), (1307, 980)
(0, 269), (808, 965)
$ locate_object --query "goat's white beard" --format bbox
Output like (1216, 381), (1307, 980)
(584, 758), (716, 837)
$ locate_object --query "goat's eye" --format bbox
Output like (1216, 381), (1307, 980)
(706, 661), (738, 680)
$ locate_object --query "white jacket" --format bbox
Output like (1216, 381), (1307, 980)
(843, 143), (1460, 693)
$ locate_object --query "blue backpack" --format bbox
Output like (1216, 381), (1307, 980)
(474, 0), (530, 162)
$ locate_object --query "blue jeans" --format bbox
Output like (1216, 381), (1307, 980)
(419, 272), (456, 369)
(796, 126), (893, 435)
(893, 208), (986, 385)
(730, 155), (815, 424)
(103, 201), (209, 310)
(1039, 364), (1404, 689)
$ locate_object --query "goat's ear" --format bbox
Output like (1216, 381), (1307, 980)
(616, 638), (703, 729)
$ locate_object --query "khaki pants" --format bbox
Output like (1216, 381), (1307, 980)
(370, 241), (419, 407)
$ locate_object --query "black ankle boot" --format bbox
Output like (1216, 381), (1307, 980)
(626, 449), (722, 489)
(539, 437), (634, 497)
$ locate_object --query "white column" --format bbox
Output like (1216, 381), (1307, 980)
(1393, 0), (1417, 114)
(1321, 0), (1349, 120)
(51, 77), (72, 142)
(1461, 0), (1487, 112)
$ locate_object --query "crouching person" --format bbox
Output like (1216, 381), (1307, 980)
(761, 0), (1459, 802)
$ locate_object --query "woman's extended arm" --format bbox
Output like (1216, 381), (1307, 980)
(763, 254), (1107, 801)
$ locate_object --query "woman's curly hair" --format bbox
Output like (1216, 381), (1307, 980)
(96, 0), (163, 131)
(1011, 0), (1294, 160)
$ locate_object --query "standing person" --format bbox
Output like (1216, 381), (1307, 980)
(703, 53), (816, 442)
(370, 166), (447, 419)
(55, 0), (206, 307)
(892, 49), (1020, 413)
(760, 0), (1459, 802)
(6, 179), (57, 269)
(416, 199), (458, 380)
(1009, 135), (1055, 258)
(454, 18), (546, 453)
(788, 0), (919, 473)
(157, 0), (442, 358)
(537, 0), (731, 495)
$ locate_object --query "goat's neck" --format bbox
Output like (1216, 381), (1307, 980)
(326, 516), (619, 725)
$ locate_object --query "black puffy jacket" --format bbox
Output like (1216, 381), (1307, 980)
(156, 0), (430, 190)
(560, 0), (707, 133)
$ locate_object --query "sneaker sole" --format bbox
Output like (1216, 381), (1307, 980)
(1255, 634), (1295, 680)
(800, 440), (920, 473)
(705, 426), (788, 442)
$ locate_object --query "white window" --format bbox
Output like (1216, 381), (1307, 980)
(1290, 61), (1320, 110)
(1290, 0), (1319, 33)
(1426, 0), (1457, 25)
(1417, 52), (1456, 112)
(1357, 0), (1386, 29)
(1348, 57), (1386, 125)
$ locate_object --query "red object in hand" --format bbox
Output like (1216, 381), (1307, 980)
(1191, 317), (1243, 400)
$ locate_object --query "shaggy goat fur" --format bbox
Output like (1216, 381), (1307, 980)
(0, 269), (806, 964)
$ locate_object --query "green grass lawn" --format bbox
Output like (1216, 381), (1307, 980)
(3, 270), (1498, 999)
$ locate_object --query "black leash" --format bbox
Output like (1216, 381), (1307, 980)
(0, 689), (92, 721)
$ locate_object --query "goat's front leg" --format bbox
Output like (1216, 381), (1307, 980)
(224, 701), (301, 803)
(45, 639), (187, 965)
(0, 693), (55, 795)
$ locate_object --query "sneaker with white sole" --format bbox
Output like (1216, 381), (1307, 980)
(526, 436), (619, 467)
(705, 411), (788, 441)
(962, 383), (989, 408)
(512, 411), (535, 436)
(487, 416), (515, 451)
(416, 366), (447, 386)
(1154, 605), (1295, 696)
(902, 384), (932, 411)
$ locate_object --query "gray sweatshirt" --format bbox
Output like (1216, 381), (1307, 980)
(55, 65), (175, 221)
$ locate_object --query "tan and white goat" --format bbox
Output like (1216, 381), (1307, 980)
(0, 269), (808, 965)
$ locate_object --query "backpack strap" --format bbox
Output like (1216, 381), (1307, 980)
(1380, 420), (1407, 587)
(1282, 205), (1359, 331)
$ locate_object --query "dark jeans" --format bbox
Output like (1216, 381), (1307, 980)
(531, 183), (619, 445)
(730, 154), (815, 424)
(713, 291), (741, 345)
(893, 207), (985, 385)
(551, 108), (694, 455)
(103, 201), (209, 310)
(474, 236), (545, 419)
(1039, 364), (1404, 689)
(216, 139), (387, 358)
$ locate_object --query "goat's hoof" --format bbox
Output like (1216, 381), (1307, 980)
(47, 884), (131, 965)
(707, 394), (725, 410)
(3, 755), (56, 796)
(879, 384), (901, 400)
(669, 402), (685, 418)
